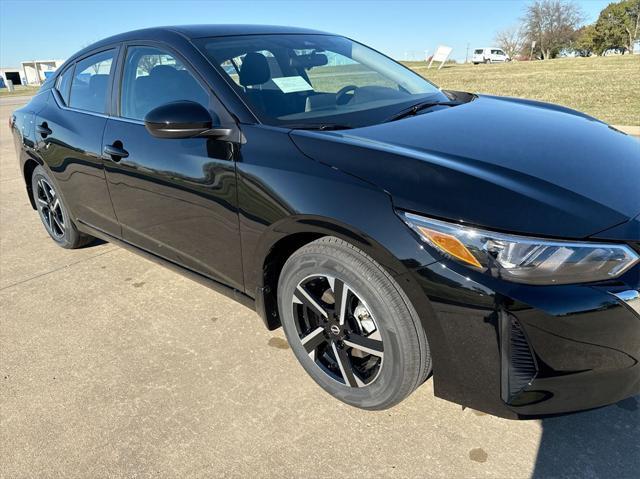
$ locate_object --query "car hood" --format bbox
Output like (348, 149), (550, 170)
(290, 95), (640, 240)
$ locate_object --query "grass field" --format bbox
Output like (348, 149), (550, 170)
(0, 85), (40, 97)
(406, 55), (640, 126)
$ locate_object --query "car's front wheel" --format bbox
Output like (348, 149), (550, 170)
(31, 165), (94, 249)
(278, 236), (431, 410)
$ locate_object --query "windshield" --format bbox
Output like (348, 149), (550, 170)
(196, 34), (447, 128)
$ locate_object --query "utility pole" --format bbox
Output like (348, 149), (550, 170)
(465, 43), (470, 64)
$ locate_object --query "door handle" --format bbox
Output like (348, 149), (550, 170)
(36, 123), (52, 138)
(103, 143), (129, 161)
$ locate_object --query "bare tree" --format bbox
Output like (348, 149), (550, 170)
(138, 55), (160, 75)
(495, 25), (527, 58)
(522, 0), (584, 59)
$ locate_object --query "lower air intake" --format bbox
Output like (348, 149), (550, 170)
(501, 313), (538, 404)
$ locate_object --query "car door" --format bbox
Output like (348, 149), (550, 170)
(35, 48), (120, 235)
(491, 49), (505, 62)
(102, 43), (244, 290)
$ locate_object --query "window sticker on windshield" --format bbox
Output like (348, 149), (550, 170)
(272, 76), (313, 93)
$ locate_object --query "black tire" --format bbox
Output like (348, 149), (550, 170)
(31, 165), (94, 249)
(278, 236), (432, 410)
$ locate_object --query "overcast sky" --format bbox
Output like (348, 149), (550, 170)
(0, 0), (612, 66)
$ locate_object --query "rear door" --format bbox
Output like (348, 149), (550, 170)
(34, 48), (120, 235)
(102, 43), (244, 289)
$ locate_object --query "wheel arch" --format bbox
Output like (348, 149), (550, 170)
(22, 155), (76, 222)
(253, 214), (457, 407)
(253, 214), (429, 331)
(22, 156), (43, 210)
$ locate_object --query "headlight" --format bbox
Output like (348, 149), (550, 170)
(400, 212), (640, 285)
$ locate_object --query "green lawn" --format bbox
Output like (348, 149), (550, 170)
(0, 85), (40, 97)
(405, 55), (640, 126)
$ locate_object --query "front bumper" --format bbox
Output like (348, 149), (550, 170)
(411, 256), (640, 418)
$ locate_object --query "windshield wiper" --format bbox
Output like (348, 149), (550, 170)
(286, 123), (353, 131)
(384, 100), (464, 122)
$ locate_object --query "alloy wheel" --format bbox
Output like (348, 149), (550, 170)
(292, 274), (384, 387)
(36, 178), (66, 239)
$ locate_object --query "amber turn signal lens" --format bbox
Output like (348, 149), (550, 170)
(417, 226), (483, 268)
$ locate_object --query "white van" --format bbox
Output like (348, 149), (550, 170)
(472, 48), (510, 64)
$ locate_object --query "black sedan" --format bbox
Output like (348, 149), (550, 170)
(10, 25), (640, 418)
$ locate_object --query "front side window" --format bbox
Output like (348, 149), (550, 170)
(69, 50), (114, 113)
(196, 34), (447, 128)
(120, 46), (209, 121)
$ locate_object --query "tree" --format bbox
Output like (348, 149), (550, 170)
(138, 55), (161, 74)
(522, 0), (584, 59)
(595, 0), (640, 54)
(574, 24), (600, 56)
(494, 25), (527, 58)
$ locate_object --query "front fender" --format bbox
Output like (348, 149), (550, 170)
(236, 125), (457, 405)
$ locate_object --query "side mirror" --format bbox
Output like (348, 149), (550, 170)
(144, 101), (231, 139)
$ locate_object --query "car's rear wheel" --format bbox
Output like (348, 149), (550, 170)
(32, 165), (94, 249)
(278, 236), (431, 410)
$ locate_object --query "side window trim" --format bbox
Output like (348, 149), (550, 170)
(68, 49), (116, 115)
(55, 64), (75, 105)
(52, 45), (121, 118)
(114, 42), (214, 121)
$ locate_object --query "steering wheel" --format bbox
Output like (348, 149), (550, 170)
(336, 85), (358, 105)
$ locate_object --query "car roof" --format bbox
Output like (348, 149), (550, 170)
(65, 24), (333, 66)
(78, 24), (330, 52)
(171, 24), (331, 37)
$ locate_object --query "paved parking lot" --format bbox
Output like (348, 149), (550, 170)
(1, 98), (638, 478)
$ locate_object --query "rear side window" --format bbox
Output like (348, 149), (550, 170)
(55, 67), (74, 105)
(120, 46), (209, 121)
(69, 50), (114, 114)
(474, 49), (484, 54)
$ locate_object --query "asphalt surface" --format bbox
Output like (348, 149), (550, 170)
(1, 99), (639, 479)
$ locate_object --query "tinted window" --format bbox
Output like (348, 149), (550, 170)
(120, 46), (209, 121)
(68, 50), (114, 113)
(55, 66), (74, 105)
(196, 34), (445, 128)
(304, 50), (397, 93)
(224, 50), (282, 87)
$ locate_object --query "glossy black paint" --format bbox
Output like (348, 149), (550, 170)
(11, 25), (640, 419)
(36, 106), (121, 235)
(290, 95), (640, 239)
(144, 101), (214, 139)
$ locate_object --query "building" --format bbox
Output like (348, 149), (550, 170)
(20, 60), (64, 85)
(0, 67), (24, 87)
